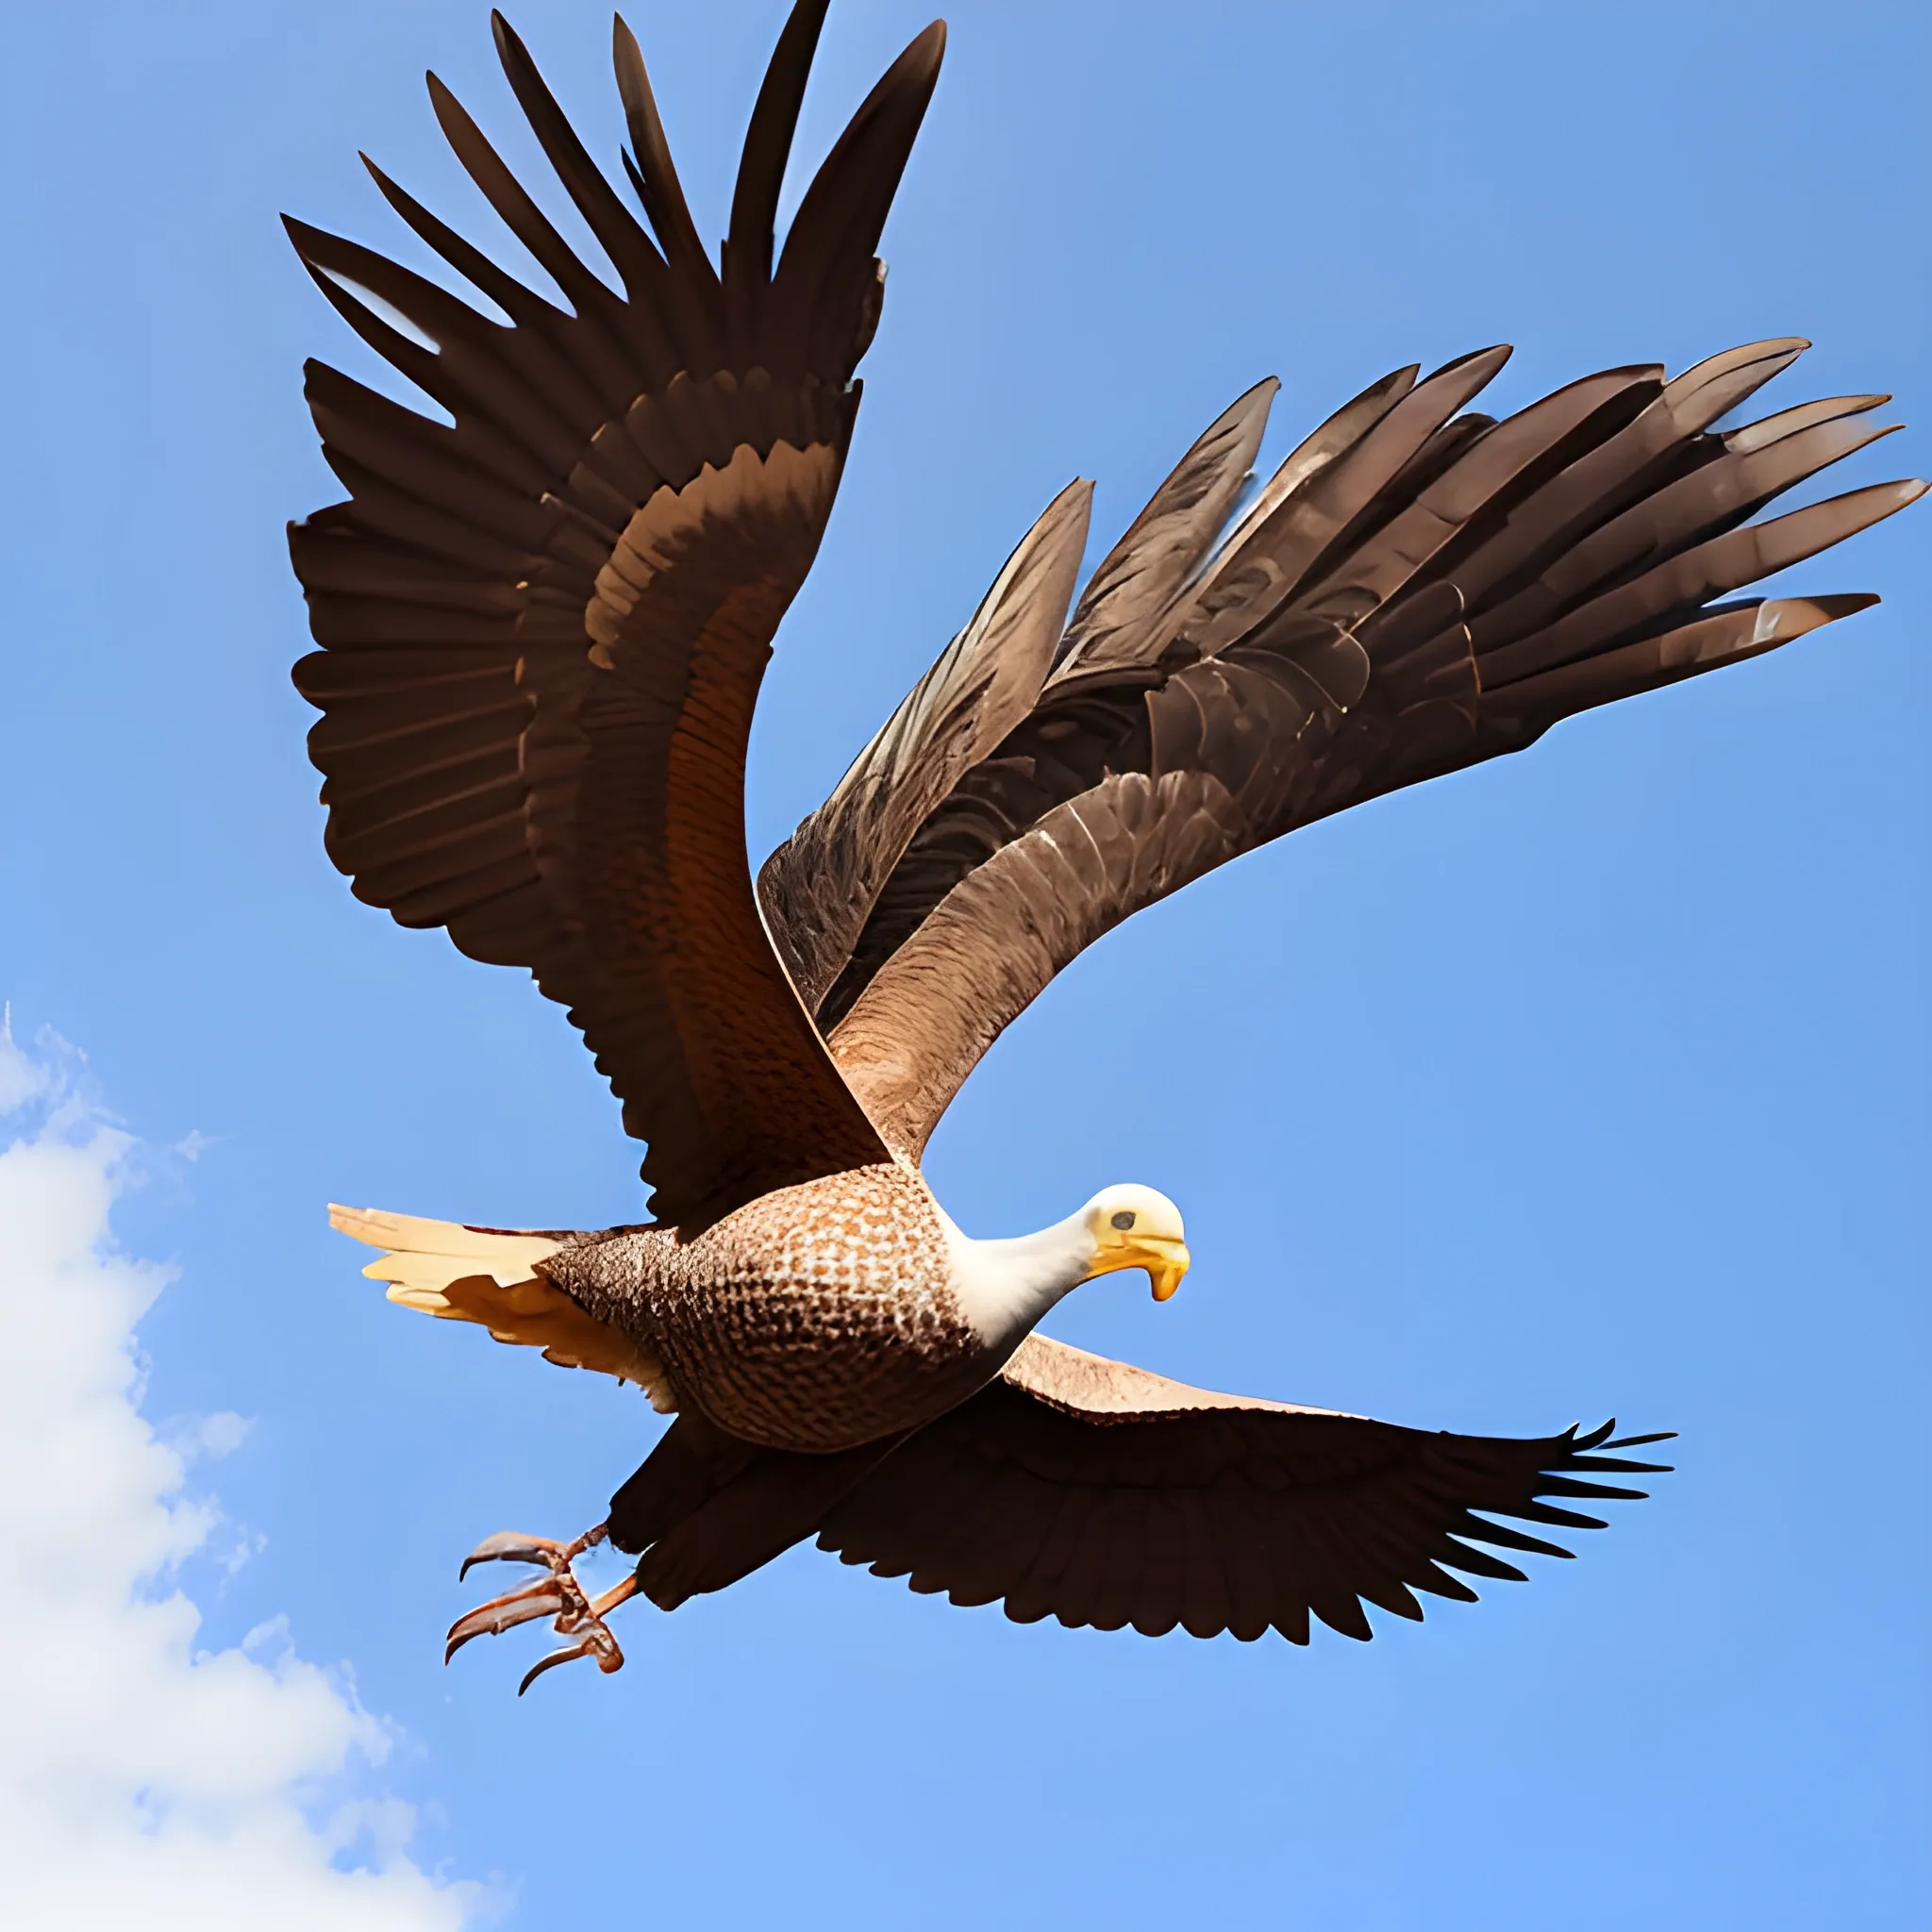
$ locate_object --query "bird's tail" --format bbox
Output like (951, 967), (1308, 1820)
(329, 1204), (670, 1402)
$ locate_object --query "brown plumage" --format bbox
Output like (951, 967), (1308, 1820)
(291, 5), (1918, 1690)
(820, 1339), (1666, 1644)
(290, 4), (924, 1232)
(782, 345), (1916, 1159)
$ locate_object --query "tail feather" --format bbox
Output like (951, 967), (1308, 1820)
(328, 1204), (673, 1407)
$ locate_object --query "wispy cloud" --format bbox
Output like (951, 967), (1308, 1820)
(0, 1021), (487, 1927)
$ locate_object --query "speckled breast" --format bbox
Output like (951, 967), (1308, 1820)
(544, 1162), (988, 1452)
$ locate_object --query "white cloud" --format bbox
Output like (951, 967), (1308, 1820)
(0, 1024), (487, 1929)
(0, 1005), (53, 1110)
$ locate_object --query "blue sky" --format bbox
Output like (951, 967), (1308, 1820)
(0, 0), (1925, 1923)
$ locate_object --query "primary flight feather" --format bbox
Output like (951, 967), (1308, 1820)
(289, 3), (1916, 1689)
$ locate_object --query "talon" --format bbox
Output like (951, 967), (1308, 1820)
(445, 1576), (569, 1661)
(517, 1581), (636, 1694)
(458, 1530), (568, 1580)
(518, 1630), (619, 1695)
(445, 1521), (633, 1690)
(458, 1523), (608, 1581)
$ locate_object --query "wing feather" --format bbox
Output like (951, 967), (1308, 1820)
(830, 771), (1248, 1158)
(817, 1336), (1671, 1641)
(763, 341), (1918, 1159)
(290, 7), (941, 1226)
(1051, 377), (1277, 684)
(759, 479), (1093, 1008)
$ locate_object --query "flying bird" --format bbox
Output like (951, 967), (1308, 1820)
(288, 4), (1919, 1690)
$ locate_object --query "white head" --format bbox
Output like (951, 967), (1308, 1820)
(1074, 1183), (1191, 1302)
(936, 1180), (1193, 1350)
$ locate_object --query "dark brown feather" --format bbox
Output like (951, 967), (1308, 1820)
(758, 342), (1918, 1160)
(815, 1336), (1671, 1641)
(289, 9), (944, 1226)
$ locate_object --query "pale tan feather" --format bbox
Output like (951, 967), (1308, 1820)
(328, 1204), (675, 1407)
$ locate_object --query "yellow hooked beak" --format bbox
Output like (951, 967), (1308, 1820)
(1086, 1235), (1191, 1302)
(1141, 1238), (1191, 1302)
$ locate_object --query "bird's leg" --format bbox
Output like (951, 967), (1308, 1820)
(445, 1521), (641, 1694)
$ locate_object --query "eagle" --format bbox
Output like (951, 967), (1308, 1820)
(286, 4), (1919, 1690)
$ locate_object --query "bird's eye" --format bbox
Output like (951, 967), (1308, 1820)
(1110, 1210), (1137, 1231)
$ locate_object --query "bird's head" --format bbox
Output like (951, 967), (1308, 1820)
(1077, 1184), (1191, 1302)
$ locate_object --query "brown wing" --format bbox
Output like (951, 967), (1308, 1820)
(815, 1335), (1673, 1641)
(758, 381), (1273, 1017)
(759, 478), (1094, 1011)
(762, 341), (1922, 1159)
(289, 7), (943, 1227)
(829, 771), (1249, 1158)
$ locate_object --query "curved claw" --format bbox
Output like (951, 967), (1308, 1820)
(458, 1531), (568, 1582)
(458, 1521), (609, 1583)
(517, 1626), (625, 1696)
(445, 1521), (633, 1689)
(445, 1577), (572, 1661)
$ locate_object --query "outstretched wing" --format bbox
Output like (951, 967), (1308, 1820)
(762, 343), (1922, 1159)
(816, 1334), (1673, 1641)
(289, 5), (943, 1228)
(758, 475), (1097, 1011)
(761, 378), (1274, 1017)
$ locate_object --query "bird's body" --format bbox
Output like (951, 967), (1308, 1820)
(354, 1173), (1188, 1453)
(289, 2), (1918, 1687)
(550, 1164), (974, 1453)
